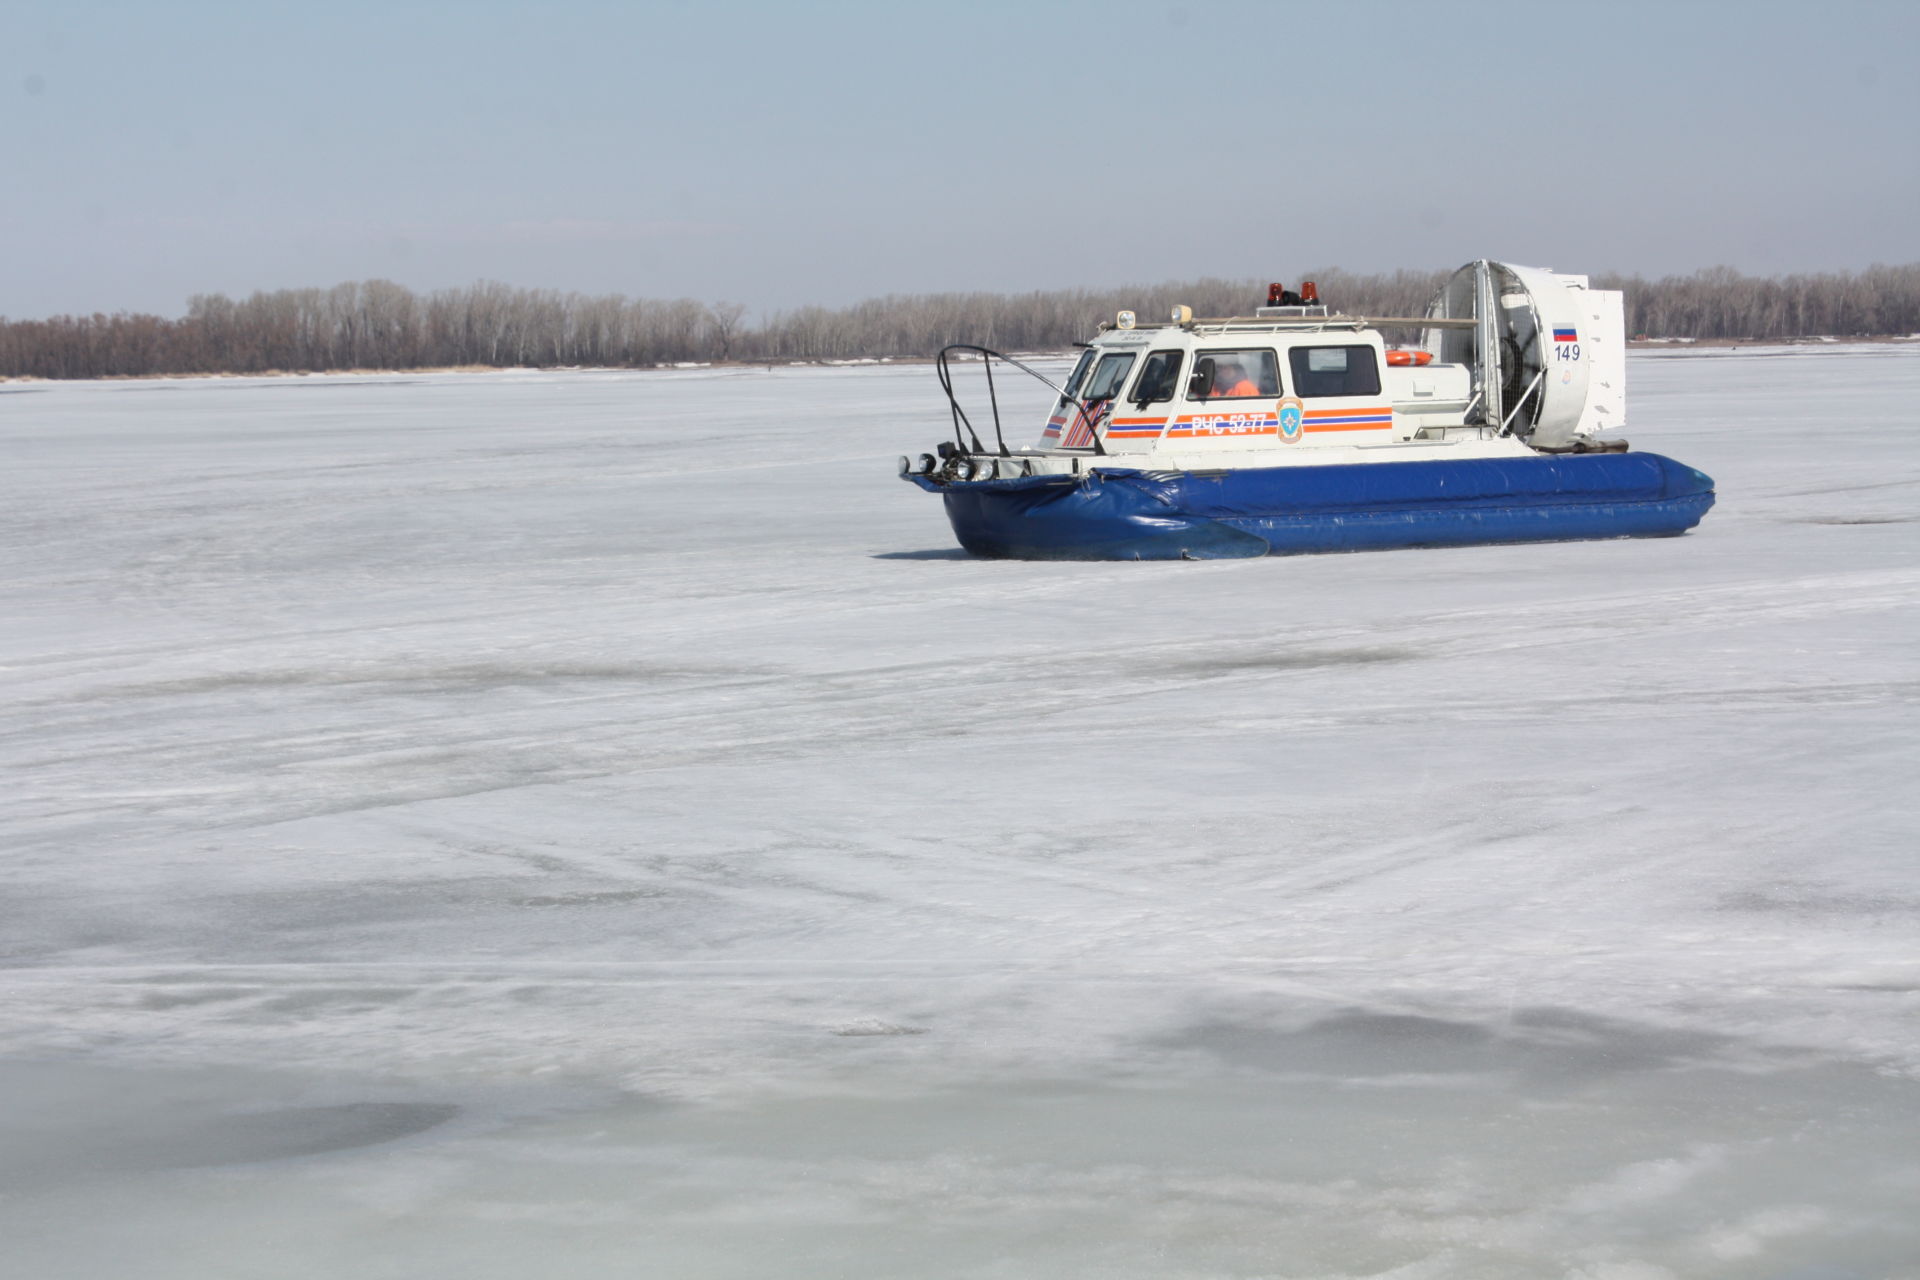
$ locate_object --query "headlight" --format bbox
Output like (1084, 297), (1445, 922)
(916, 453), (937, 475)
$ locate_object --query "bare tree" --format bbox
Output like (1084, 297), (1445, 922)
(706, 302), (747, 361)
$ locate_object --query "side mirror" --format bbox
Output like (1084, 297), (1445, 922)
(1188, 368), (1214, 399)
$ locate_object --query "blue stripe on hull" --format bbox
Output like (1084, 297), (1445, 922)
(907, 453), (1716, 561)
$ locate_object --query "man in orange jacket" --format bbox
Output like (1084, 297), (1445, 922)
(1211, 361), (1259, 398)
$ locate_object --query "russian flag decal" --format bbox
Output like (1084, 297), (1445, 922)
(1552, 327), (1578, 342)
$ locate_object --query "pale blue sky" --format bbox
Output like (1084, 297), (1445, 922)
(4, 0), (1915, 318)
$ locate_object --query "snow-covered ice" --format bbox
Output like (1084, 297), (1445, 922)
(2, 348), (1917, 1277)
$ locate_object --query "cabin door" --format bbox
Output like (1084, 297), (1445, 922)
(1285, 343), (1393, 443)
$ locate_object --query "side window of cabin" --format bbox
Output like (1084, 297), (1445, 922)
(1129, 350), (1184, 405)
(1056, 349), (1096, 409)
(1288, 345), (1382, 397)
(1187, 348), (1280, 400)
(1082, 352), (1137, 402)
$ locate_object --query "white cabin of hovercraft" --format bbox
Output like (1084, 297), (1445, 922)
(1016, 262), (1628, 463)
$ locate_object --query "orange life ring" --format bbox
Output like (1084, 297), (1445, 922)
(1385, 350), (1433, 367)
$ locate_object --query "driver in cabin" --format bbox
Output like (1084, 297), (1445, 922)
(1211, 360), (1259, 398)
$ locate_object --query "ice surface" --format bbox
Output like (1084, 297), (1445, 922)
(3, 349), (1917, 1277)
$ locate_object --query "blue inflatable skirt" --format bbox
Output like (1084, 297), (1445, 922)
(906, 453), (1715, 560)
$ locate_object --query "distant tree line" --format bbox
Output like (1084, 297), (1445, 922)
(3, 264), (1916, 380)
(1595, 264), (1920, 341)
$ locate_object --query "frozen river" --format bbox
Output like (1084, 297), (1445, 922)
(3, 348), (1918, 1277)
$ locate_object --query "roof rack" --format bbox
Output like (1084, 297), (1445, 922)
(1189, 315), (1371, 336)
(1094, 314), (1478, 335)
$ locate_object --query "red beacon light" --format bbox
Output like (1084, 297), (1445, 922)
(1265, 281), (1318, 307)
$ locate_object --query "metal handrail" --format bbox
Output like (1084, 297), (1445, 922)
(934, 344), (1107, 457)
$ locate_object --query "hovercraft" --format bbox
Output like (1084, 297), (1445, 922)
(899, 261), (1714, 560)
